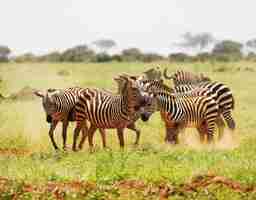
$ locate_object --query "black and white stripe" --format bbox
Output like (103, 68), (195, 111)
(151, 91), (219, 143)
(73, 75), (151, 150)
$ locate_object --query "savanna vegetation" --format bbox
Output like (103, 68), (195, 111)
(0, 61), (255, 199)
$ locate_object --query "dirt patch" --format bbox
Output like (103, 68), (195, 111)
(8, 86), (37, 101)
(0, 148), (31, 156)
(181, 174), (256, 193)
(0, 178), (95, 200)
(0, 174), (255, 200)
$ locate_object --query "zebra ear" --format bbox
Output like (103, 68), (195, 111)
(129, 75), (139, 81)
(34, 90), (45, 98)
(119, 74), (129, 81)
(113, 77), (122, 82)
(143, 68), (155, 74)
(47, 88), (58, 93)
(163, 68), (173, 79)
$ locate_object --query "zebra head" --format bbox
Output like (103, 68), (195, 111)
(34, 89), (61, 123)
(116, 75), (153, 118)
(143, 66), (162, 80)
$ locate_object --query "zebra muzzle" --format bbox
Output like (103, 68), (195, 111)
(46, 115), (52, 123)
(140, 112), (151, 122)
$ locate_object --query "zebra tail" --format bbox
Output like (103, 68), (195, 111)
(227, 118), (236, 130)
(231, 95), (235, 110)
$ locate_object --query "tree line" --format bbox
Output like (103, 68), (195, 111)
(1, 34), (256, 63)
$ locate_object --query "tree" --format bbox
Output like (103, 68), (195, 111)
(175, 32), (215, 53)
(61, 44), (96, 62)
(212, 40), (243, 61)
(0, 45), (11, 62)
(168, 52), (192, 62)
(14, 53), (37, 62)
(246, 39), (256, 52)
(142, 53), (164, 63)
(212, 40), (243, 54)
(121, 48), (143, 62)
(92, 39), (116, 53)
(40, 51), (62, 62)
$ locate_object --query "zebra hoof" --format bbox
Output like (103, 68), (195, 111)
(72, 147), (78, 152)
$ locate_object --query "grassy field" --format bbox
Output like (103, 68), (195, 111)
(0, 61), (256, 199)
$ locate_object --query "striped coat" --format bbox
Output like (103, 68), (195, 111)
(73, 75), (151, 150)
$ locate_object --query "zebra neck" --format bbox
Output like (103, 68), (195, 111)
(120, 94), (133, 121)
(156, 93), (175, 113)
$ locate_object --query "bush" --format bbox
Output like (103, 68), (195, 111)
(14, 53), (37, 63)
(61, 45), (96, 62)
(95, 53), (112, 62)
(213, 54), (231, 62)
(194, 52), (212, 62)
(168, 53), (192, 62)
(121, 48), (143, 62)
(246, 52), (256, 61)
(141, 53), (165, 63)
(111, 54), (123, 62)
(39, 51), (62, 62)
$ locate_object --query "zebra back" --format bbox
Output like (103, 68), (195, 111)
(151, 91), (219, 132)
(42, 87), (84, 121)
(163, 68), (211, 85)
(75, 75), (150, 128)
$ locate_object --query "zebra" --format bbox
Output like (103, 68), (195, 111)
(88, 72), (164, 147)
(144, 90), (219, 144)
(163, 69), (235, 139)
(137, 79), (222, 143)
(143, 66), (162, 80)
(73, 75), (152, 150)
(163, 68), (211, 85)
(34, 87), (93, 150)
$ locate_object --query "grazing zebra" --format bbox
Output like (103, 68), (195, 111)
(164, 69), (235, 137)
(73, 75), (152, 150)
(145, 90), (219, 143)
(163, 68), (211, 85)
(34, 87), (92, 150)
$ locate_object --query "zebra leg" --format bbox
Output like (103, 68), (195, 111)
(216, 117), (225, 140)
(206, 121), (216, 143)
(62, 119), (69, 150)
(165, 126), (179, 144)
(72, 126), (81, 152)
(78, 121), (89, 150)
(222, 110), (236, 130)
(49, 120), (59, 150)
(127, 122), (140, 145)
(117, 128), (125, 148)
(197, 124), (207, 143)
(88, 125), (97, 149)
(99, 128), (107, 148)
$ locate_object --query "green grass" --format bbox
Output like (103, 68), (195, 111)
(0, 61), (255, 199)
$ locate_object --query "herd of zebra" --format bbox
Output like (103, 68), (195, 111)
(34, 67), (235, 151)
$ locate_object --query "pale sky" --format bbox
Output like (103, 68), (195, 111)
(1, 0), (256, 55)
